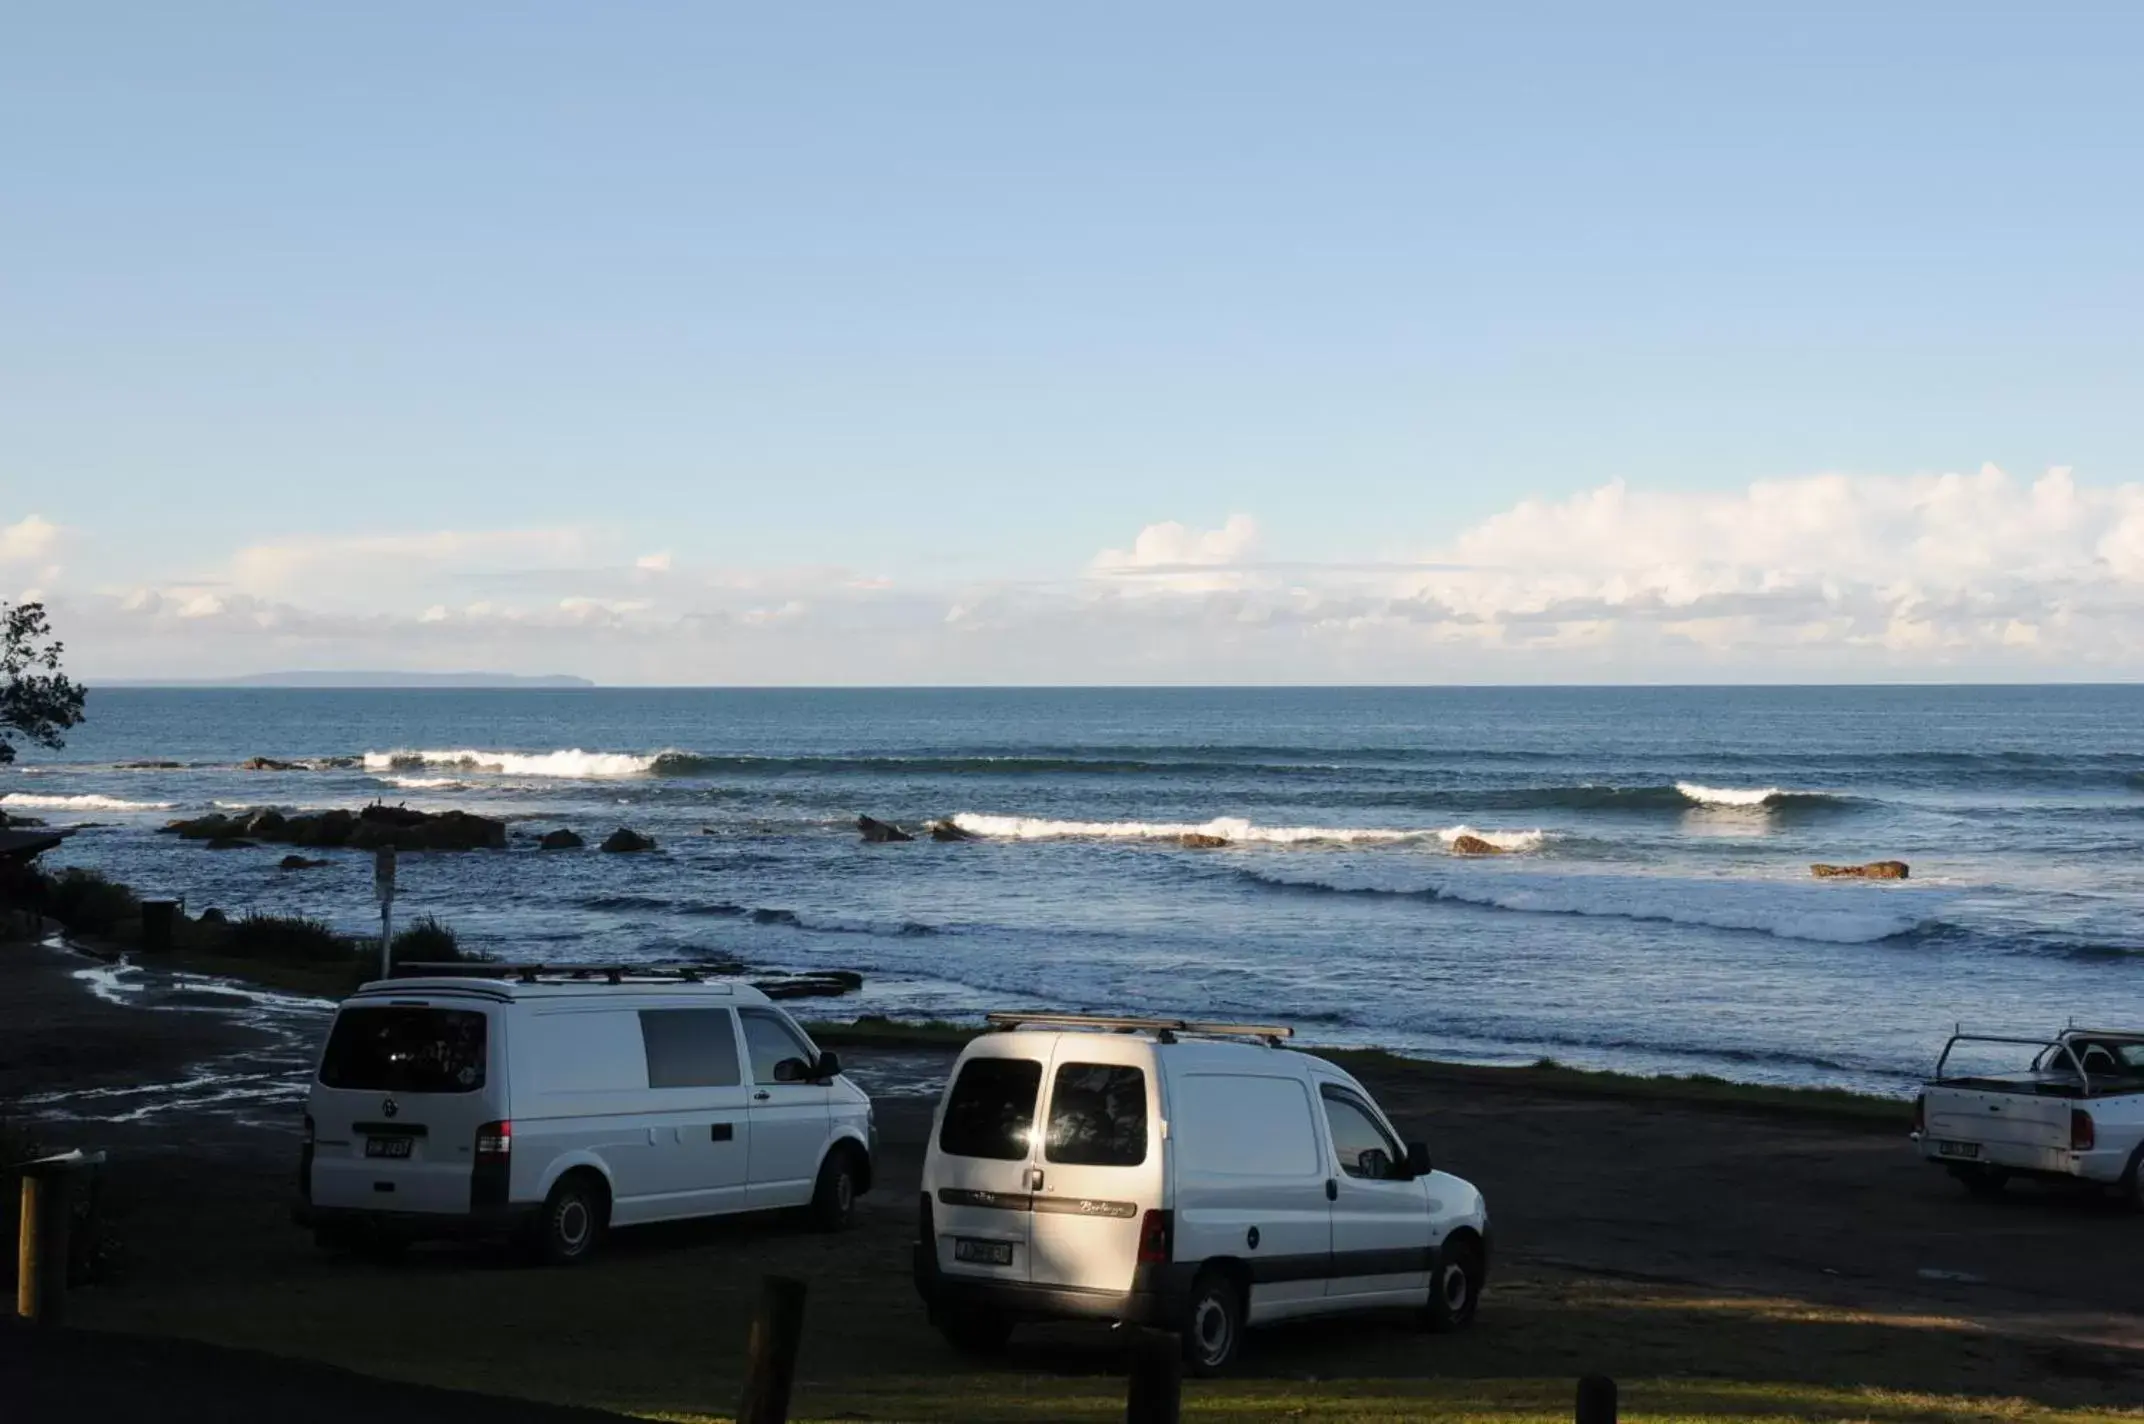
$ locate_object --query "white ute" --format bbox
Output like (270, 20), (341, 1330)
(297, 965), (875, 1262)
(1912, 1027), (2144, 1207)
(912, 1012), (1491, 1374)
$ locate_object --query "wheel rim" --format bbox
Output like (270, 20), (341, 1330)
(1441, 1262), (1472, 1312)
(556, 1197), (590, 1251)
(1192, 1292), (1233, 1364)
(836, 1171), (854, 1215)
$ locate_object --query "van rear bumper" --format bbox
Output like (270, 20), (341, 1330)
(294, 1201), (538, 1241)
(913, 1243), (1190, 1327)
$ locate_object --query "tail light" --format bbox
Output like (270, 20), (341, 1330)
(476, 1120), (512, 1162)
(1137, 1209), (1173, 1265)
(1911, 1095), (1924, 1135)
(2071, 1109), (2096, 1151)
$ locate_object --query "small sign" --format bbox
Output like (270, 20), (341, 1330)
(374, 846), (397, 906)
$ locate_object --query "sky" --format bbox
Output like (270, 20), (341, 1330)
(3, 3), (2141, 683)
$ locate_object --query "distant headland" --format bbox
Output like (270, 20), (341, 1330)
(94, 671), (596, 689)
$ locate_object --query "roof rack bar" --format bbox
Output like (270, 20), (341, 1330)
(392, 962), (719, 984)
(985, 1011), (1293, 1042)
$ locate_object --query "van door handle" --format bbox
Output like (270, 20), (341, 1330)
(1325, 1178), (1338, 1202)
(753, 1090), (770, 1102)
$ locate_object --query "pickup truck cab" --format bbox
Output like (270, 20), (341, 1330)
(1912, 1028), (2144, 1207)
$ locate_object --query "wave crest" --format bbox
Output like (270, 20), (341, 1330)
(949, 812), (1544, 850)
(1, 793), (176, 812)
(364, 748), (661, 779)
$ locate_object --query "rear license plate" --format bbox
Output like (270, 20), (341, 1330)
(365, 1136), (415, 1159)
(954, 1238), (1013, 1267)
(1936, 1140), (1980, 1160)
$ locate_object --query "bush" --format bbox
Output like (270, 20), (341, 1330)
(222, 913), (354, 964)
(44, 868), (139, 936)
(389, 915), (473, 971)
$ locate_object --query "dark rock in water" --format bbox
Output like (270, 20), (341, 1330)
(751, 969), (865, 1001)
(1449, 834), (1505, 856)
(1812, 860), (1909, 880)
(601, 827), (655, 853)
(539, 828), (585, 850)
(117, 760), (185, 770)
(279, 854), (329, 870)
(165, 803), (505, 852)
(1179, 832), (1230, 849)
(857, 815), (912, 843)
(750, 907), (801, 926)
(204, 836), (257, 851)
(241, 756), (307, 772)
(1, 812), (48, 828)
(926, 819), (980, 842)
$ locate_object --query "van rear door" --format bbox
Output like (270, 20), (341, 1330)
(929, 1046), (1045, 1284)
(1027, 1038), (1161, 1296)
(309, 999), (499, 1216)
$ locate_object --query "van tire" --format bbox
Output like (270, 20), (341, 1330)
(1427, 1235), (1483, 1332)
(2121, 1147), (2144, 1213)
(809, 1147), (860, 1232)
(1954, 1165), (2009, 1199)
(1181, 1268), (1246, 1376)
(534, 1172), (607, 1266)
(936, 1309), (1013, 1356)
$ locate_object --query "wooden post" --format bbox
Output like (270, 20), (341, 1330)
(1576, 1375), (1618, 1424)
(737, 1275), (808, 1424)
(1124, 1326), (1182, 1424)
(16, 1166), (74, 1326)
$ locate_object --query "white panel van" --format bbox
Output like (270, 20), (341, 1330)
(296, 969), (875, 1263)
(912, 1013), (1490, 1373)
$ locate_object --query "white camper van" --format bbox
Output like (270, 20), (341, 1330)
(297, 966), (875, 1263)
(912, 1013), (1491, 1373)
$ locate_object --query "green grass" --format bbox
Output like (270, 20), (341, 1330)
(42, 867), (141, 936)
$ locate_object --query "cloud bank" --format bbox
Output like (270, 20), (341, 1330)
(14, 466), (2144, 682)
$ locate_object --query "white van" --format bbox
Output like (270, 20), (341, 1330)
(912, 1013), (1491, 1373)
(296, 967), (875, 1263)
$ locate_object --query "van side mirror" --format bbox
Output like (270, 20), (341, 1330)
(814, 1051), (842, 1082)
(773, 1057), (809, 1084)
(1406, 1141), (1433, 1179)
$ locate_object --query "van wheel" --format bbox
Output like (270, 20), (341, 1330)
(809, 1148), (859, 1232)
(936, 1309), (1013, 1356)
(534, 1173), (605, 1266)
(1427, 1237), (1483, 1332)
(1181, 1269), (1246, 1376)
(2122, 1148), (2144, 1213)
(1954, 1165), (2009, 1199)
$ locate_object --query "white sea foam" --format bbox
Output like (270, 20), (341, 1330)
(376, 775), (468, 790)
(0, 793), (175, 812)
(1252, 865), (1939, 945)
(950, 813), (1544, 850)
(363, 748), (659, 778)
(1675, 781), (1785, 808)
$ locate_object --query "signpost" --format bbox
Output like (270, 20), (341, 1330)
(375, 845), (397, 979)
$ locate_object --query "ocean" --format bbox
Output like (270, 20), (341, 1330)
(8, 685), (2142, 1098)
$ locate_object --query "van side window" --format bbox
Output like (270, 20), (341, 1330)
(640, 1009), (742, 1089)
(739, 1008), (816, 1085)
(1321, 1086), (1403, 1181)
(940, 1057), (1043, 1160)
(1044, 1063), (1147, 1167)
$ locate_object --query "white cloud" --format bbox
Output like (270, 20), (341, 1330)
(227, 527), (596, 599)
(635, 551), (673, 572)
(1091, 514), (1261, 593)
(1, 514), (60, 563)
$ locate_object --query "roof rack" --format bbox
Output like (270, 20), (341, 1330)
(392, 962), (736, 986)
(984, 1011), (1293, 1046)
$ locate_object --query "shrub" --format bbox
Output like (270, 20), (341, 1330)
(44, 868), (139, 936)
(223, 913), (354, 964)
(388, 915), (473, 971)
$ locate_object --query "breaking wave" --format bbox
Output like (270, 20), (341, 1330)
(364, 749), (661, 779)
(1242, 866), (1941, 945)
(1, 793), (176, 812)
(949, 812), (1545, 851)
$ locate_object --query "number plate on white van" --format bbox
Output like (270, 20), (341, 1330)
(365, 1137), (415, 1159)
(1936, 1140), (1980, 1160)
(954, 1238), (1013, 1266)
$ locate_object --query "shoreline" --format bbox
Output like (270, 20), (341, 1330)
(8, 930), (1906, 1131)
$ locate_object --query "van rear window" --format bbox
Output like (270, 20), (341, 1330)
(939, 1057), (1042, 1160)
(320, 1007), (487, 1094)
(1045, 1063), (1147, 1166)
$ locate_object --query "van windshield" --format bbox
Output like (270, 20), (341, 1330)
(320, 1007), (488, 1094)
(939, 1057), (1042, 1160)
